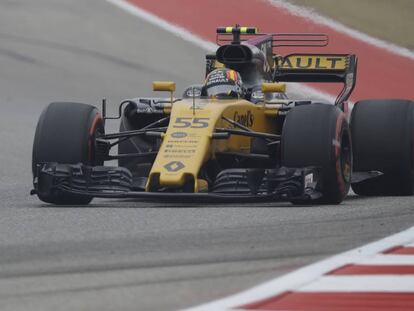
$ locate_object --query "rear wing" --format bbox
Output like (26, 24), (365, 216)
(213, 26), (357, 104)
(273, 54), (358, 105)
(216, 27), (328, 48)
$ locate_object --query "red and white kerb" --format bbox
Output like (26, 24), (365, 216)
(185, 227), (414, 311)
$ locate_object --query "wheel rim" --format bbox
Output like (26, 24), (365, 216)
(88, 113), (104, 165)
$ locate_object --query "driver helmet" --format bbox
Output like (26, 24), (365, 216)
(204, 68), (244, 98)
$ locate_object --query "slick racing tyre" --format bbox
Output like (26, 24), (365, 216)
(32, 102), (104, 204)
(351, 99), (414, 196)
(282, 103), (352, 204)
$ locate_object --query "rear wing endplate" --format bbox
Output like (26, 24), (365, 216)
(273, 54), (357, 105)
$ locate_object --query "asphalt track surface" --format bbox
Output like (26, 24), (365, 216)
(0, 1), (413, 310)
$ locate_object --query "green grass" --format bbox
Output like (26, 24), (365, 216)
(290, 0), (414, 49)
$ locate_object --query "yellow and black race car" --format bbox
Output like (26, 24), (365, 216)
(31, 26), (414, 205)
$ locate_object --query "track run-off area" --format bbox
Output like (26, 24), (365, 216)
(0, 1), (413, 310)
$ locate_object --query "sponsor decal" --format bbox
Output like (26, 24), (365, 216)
(171, 132), (188, 138)
(280, 55), (347, 70)
(166, 140), (198, 144)
(206, 69), (241, 87)
(206, 69), (231, 86)
(164, 149), (196, 154)
(185, 88), (202, 97)
(163, 161), (185, 172)
(233, 111), (254, 127)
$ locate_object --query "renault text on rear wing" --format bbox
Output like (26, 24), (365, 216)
(273, 54), (357, 105)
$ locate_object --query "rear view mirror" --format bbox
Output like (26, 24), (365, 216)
(152, 81), (176, 92)
(152, 81), (176, 104)
(261, 82), (286, 93)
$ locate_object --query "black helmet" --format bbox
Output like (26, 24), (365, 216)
(204, 68), (244, 98)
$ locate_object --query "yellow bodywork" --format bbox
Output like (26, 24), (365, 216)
(152, 81), (176, 92)
(146, 98), (279, 192)
(262, 82), (286, 93)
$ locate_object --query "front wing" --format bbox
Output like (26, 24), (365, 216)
(31, 163), (322, 203)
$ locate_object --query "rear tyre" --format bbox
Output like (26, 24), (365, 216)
(351, 99), (414, 196)
(282, 103), (352, 204)
(32, 102), (104, 204)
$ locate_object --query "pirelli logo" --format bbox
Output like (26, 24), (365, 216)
(279, 55), (348, 70)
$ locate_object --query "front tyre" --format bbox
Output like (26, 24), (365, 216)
(281, 103), (352, 204)
(32, 102), (104, 204)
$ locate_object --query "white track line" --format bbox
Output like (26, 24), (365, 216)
(183, 226), (414, 310)
(106, 0), (337, 103)
(106, 0), (217, 51)
(356, 254), (414, 265)
(267, 0), (414, 61)
(297, 275), (414, 293)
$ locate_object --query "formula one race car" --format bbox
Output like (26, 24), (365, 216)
(31, 26), (414, 205)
